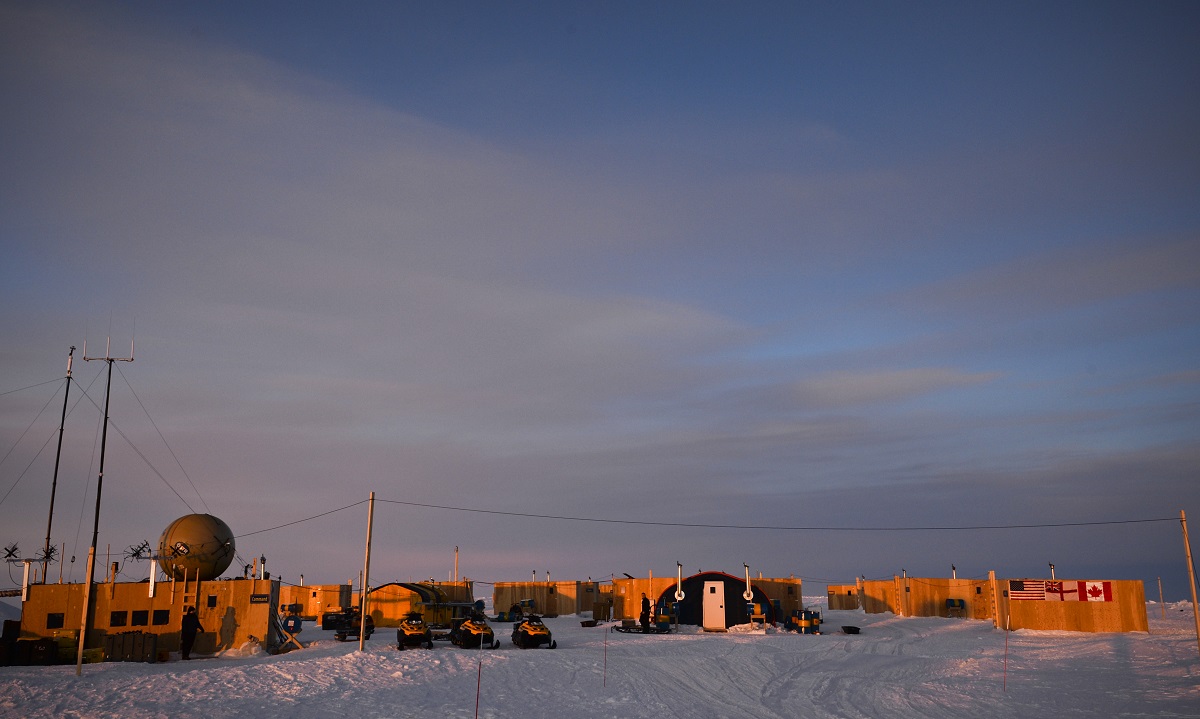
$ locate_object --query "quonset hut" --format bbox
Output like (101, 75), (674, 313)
(613, 571), (801, 631)
(671, 571), (779, 630)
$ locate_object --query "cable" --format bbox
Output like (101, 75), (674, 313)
(0, 377), (62, 397)
(117, 363), (210, 513)
(70, 380), (195, 513)
(235, 501), (368, 539)
(0, 381), (61, 471)
(374, 498), (1177, 532)
(0, 429), (58, 507)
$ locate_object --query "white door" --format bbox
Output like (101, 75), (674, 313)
(702, 581), (726, 631)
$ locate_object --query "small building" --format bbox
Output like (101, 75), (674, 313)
(492, 581), (601, 618)
(19, 575), (281, 658)
(998, 577), (1147, 632)
(826, 584), (860, 610)
(848, 574), (1148, 633)
(859, 577), (993, 620)
(279, 583), (355, 621)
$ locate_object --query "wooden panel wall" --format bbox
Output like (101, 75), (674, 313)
(827, 584), (860, 610)
(996, 579), (1148, 632)
(21, 578), (279, 653)
(492, 581), (589, 617)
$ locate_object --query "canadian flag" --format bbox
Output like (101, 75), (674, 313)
(1079, 581), (1113, 602)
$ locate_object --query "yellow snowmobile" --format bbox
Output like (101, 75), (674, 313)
(449, 611), (500, 649)
(396, 612), (433, 650)
(511, 614), (557, 649)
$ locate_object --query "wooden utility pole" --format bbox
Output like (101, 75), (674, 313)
(359, 492), (375, 652)
(1180, 510), (1200, 659)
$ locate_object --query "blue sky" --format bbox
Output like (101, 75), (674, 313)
(1, 1), (1198, 600)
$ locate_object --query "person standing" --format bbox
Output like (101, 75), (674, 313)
(181, 606), (203, 660)
(640, 593), (651, 633)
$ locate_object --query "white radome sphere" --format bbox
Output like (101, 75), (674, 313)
(157, 514), (236, 581)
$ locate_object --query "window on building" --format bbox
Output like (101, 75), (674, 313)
(131, 610), (149, 626)
(152, 610), (171, 626)
(46, 613), (65, 629)
(110, 611), (128, 627)
(207, 595), (218, 608)
(976, 586), (983, 594)
(788, 586), (794, 595)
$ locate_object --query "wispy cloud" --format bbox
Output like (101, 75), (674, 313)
(790, 367), (1002, 409)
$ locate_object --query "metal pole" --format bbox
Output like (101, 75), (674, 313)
(358, 492), (375, 652)
(1158, 577), (1165, 620)
(75, 340), (132, 675)
(1180, 509), (1200, 659)
(43, 346), (74, 582)
(76, 356), (114, 675)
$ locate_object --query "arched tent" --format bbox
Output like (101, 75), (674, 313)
(655, 571), (777, 629)
(366, 582), (448, 626)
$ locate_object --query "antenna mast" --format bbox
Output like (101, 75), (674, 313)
(42, 346), (75, 583)
(74, 337), (133, 675)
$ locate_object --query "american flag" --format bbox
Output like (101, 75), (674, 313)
(1009, 579), (1046, 600)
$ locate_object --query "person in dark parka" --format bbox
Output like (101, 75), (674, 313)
(640, 593), (651, 633)
(181, 606), (203, 660)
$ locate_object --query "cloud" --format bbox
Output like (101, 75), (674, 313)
(790, 367), (1001, 409)
(890, 237), (1200, 324)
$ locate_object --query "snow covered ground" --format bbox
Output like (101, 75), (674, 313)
(2, 599), (1198, 718)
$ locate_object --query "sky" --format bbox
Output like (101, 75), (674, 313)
(1, 1), (1198, 603)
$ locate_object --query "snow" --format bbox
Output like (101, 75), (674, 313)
(3, 599), (1198, 718)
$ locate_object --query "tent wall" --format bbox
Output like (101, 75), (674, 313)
(901, 577), (993, 619)
(827, 584), (860, 610)
(861, 579), (899, 614)
(365, 584), (440, 627)
(861, 577), (994, 620)
(279, 583), (355, 620)
(611, 578), (679, 620)
(751, 577), (803, 618)
(493, 581), (597, 617)
(853, 575), (1148, 632)
(995, 577), (1148, 632)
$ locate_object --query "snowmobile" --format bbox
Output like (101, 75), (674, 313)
(396, 612), (434, 650)
(333, 612), (374, 642)
(448, 611), (500, 649)
(511, 614), (557, 649)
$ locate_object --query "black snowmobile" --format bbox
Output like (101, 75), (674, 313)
(396, 611), (434, 650)
(511, 614), (557, 649)
(448, 611), (500, 649)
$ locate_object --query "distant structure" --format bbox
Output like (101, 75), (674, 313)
(156, 514), (236, 581)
